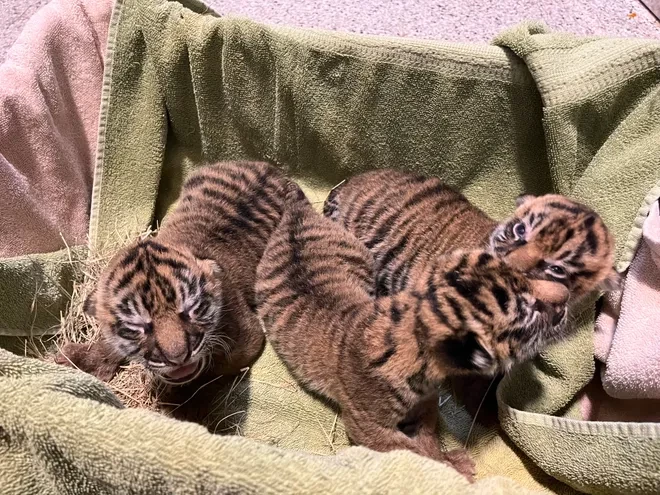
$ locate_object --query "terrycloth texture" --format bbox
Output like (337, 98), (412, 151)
(593, 291), (621, 365)
(0, 0), (112, 336)
(0, 349), (547, 495)
(3, 1), (660, 493)
(580, 364), (660, 422)
(0, 0), (110, 258)
(599, 200), (660, 399)
(84, 2), (660, 493)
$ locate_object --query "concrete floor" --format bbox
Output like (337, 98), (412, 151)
(2, 0), (659, 62)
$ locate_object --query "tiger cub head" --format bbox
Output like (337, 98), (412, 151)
(86, 238), (223, 384)
(426, 251), (571, 374)
(490, 194), (619, 298)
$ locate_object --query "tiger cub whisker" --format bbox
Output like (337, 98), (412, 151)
(257, 182), (570, 482)
(55, 161), (288, 392)
(323, 168), (619, 421)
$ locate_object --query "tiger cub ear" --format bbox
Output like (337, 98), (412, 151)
(599, 268), (622, 292)
(515, 194), (536, 207)
(83, 288), (98, 317)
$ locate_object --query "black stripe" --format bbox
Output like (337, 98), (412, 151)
(477, 252), (493, 267)
(491, 283), (510, 314)
(390, 300), (404, 324)
(117, 327), (141, 341)
(547, 201), (587, 216)
(143, 240), (169, 253)
(585, 229), (598, 254)
(339, 301), (366, 319)
(565, 258), (585, 269)
(558, 250), (572, 260)
(336, 252), (369, 267)
(114, 256), (143, 292)
(413, 309), (431, 357)
(266, 292), (299, 311)
(584, 215), (596, 228)
(377, 232), (410, 275)
(260, 261), (292, 283)
(389, 263), (409, 293)
(149, 254), (188, 272)
(564, 228), (575, 242)
(426, 267), (452, 327)
(444, 295), (466, 325)
(407, 361), (429, 395)
(445, 270), (493, 318)
(368, 347), (396, 368)
(119, 247), (141, 268)
(194, 299), (211, 320)
(375, 273), (392, 297)
(352, 197), (377, 226)
(140, 280), (153, 313)
(385, 382), (409, 413)
(154, 272), (176, 304)
(118, 296), (133, 317)
(278, 300), (306, 330)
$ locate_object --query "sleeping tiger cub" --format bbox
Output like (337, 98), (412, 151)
(257, 182), (569, 479)
(323, 169), (619, 298)
(56, 161), (287, 385)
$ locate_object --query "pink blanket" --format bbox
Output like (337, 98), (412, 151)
(0, 0), (111, 258)
(600, 200), (660, 399)
(585, 199), (660, 421)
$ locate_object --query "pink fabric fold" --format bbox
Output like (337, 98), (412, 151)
(580, 363), (660, 422)
(596, 200), (660, 400)
(0, 0), (112, 257)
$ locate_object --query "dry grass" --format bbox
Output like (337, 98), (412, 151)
(33, 227), (172, 412)
(34, 225), (253, 424)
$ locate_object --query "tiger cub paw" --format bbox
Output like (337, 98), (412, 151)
(54, 342), (120, 382)
(443, 448), (476, 482)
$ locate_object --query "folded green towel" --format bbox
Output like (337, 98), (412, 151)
(0, 349), (547, 494)
(3, 0), (660, 493)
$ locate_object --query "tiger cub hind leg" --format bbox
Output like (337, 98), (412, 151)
(341, 395), (476, 481)
(258, 182), (571, 480)
(256, 181), (476, 478)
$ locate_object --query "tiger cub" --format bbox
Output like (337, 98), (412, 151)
(257, 182), (569, 478)
(55, 161), (287, 384)
(324, 169), (619, 298)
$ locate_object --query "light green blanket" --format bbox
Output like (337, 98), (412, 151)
(2, 0), (660, 493)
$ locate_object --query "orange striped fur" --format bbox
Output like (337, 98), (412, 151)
(324, 168), (618, 420)
(324, 169), (619, 299)
(257, 183), (570, 479)
(56, 161), (287, 385)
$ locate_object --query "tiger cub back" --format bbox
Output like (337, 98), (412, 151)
(56, 161), (287, 387)
(257, 182), (570, 479)
(324, 168), (618, 299)
(324, 169), (497, 296)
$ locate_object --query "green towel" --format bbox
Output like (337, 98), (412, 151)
(0, 349), (545, 495)
(2, 0), (660, 493)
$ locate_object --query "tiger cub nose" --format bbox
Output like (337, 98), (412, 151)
(529, 279), (570, 306)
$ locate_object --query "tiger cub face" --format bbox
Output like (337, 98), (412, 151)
(425, 251), (571, 373)
(86, 238), (223, 384)
(490, 194), (619, 298)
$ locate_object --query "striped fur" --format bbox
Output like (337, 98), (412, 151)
(324, 169), (619, 299)
(257, 183), (570, 479)
(56, 161), (287, 384)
